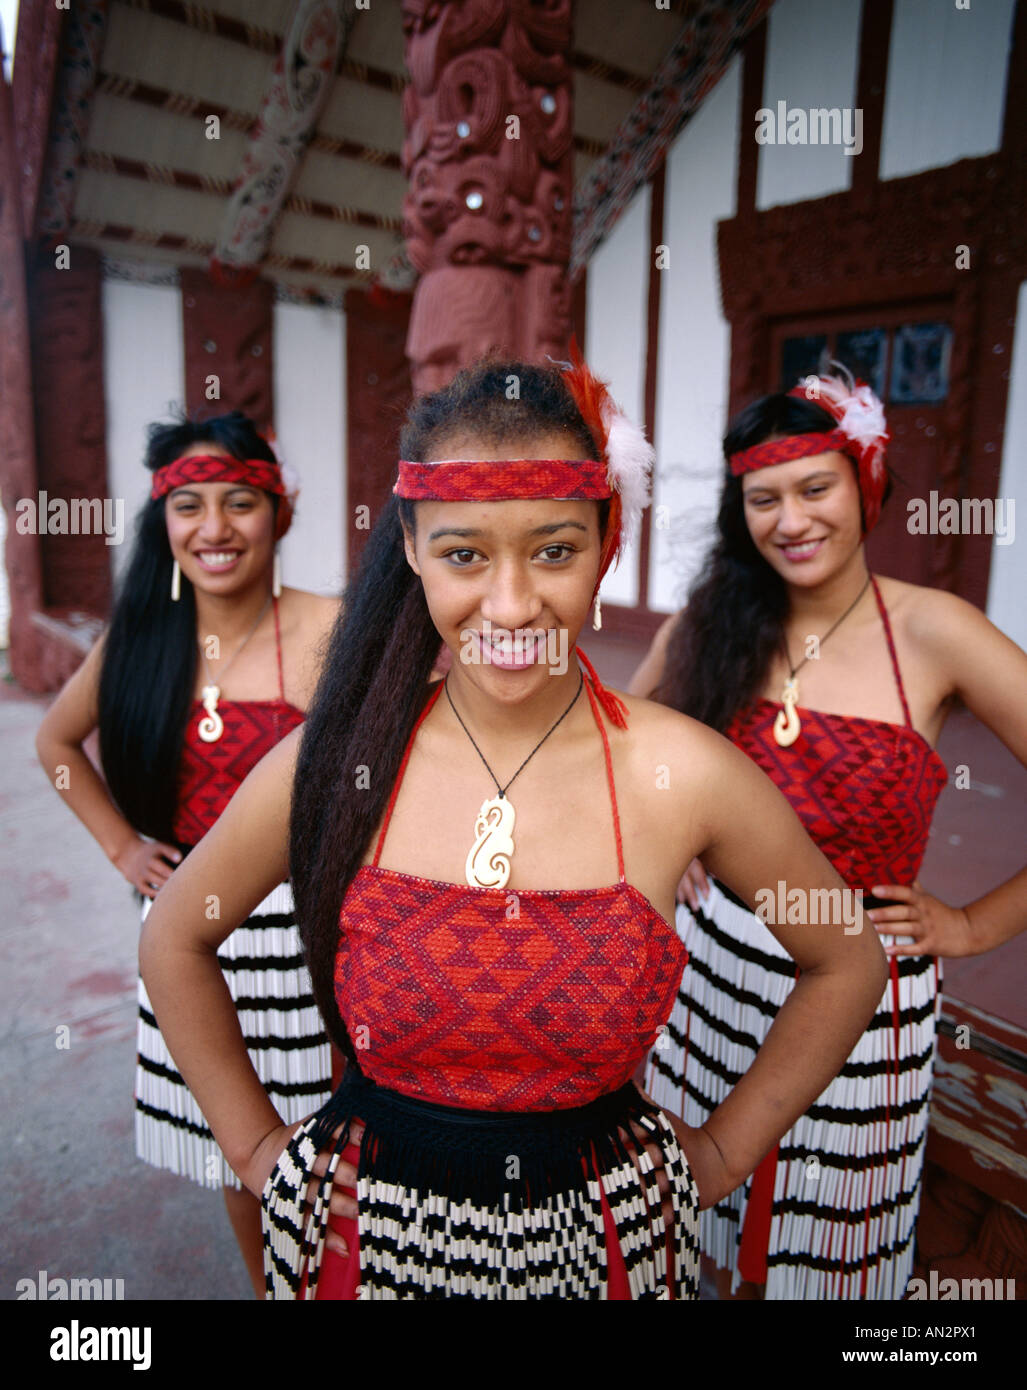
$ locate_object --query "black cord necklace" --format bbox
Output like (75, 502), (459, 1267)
(773, 573), (872, 747)
(445, 670), (584, 889)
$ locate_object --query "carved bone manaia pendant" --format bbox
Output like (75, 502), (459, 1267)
(198, 684), (225, 743)
(465, 794), (516, 890)
(772, 676), (801, 748)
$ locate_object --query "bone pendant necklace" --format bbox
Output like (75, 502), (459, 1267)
(773, 575), (872, 747)
(197, 596), (272, 743)
(445, 672), (584, 890)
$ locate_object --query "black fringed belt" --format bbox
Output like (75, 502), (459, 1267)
(261, 1067), (701, 1301)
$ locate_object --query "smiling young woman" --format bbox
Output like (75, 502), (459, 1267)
(138, 360), (889, 1300)
(35, 412), (338, 1295)
(631, 373), (1027, 1300)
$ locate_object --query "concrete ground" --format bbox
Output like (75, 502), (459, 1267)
(2, 637), (1024, 1303)
(1, 659), (250, 1302)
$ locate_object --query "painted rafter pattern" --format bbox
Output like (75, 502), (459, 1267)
(569, 0), (774, 278)
(210, 0), (354, 280)
(35, 0), (110, 238)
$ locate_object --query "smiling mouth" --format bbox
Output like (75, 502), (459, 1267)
(475, 629), (549, 667)
(194, 550), (242, 570)
(777, 538), (826, 558)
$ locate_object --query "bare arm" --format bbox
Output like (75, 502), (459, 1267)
(871, 591), (1027, 957)
(34, 636), (181, 894)
(138, 727), (301, 1190)
(627, 612), (680, 698)
(669, 726), (890, 1203)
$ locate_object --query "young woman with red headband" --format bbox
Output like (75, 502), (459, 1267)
(139, 361), (887, 1300)
(631, 373), (1027, 1300)
(36, 412), (338, 1295)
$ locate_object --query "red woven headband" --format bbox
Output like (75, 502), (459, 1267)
(393, 458), (611, 502)
(728, 428), (852, 476)
(151, 453), (286, 500)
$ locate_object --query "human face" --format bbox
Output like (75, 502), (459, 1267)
(402, 432), (602, 702)
(164, 444), (276, 596)
(741, 450), (863, 586)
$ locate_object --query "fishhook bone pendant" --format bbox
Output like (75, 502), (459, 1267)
(773, 677), (801, 747)
(465, 795), (516, 890)
(198, 684), (224, 743)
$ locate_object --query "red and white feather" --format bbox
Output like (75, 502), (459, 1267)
(793, 368), (890, 530)
(601, 396), (654, 546)
(797, 370), (889, 480)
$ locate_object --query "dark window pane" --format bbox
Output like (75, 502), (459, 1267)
(890, 322), (952, 404)
(836, 329), (887, 398)
(780, 335), (828, 391)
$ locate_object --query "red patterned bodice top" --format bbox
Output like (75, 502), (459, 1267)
(334, 671), (688, 1112)
(172, 597), (304, 847)
(725, 577), (947, 890)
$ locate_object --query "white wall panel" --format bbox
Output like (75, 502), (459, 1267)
(880, 0), (1014, 181)
(756, 0), (863, 211)
(272, 300), (346, 596)
(102, 280), (185, 583)
(987, 280), (1027, 653)
(585, 182), (651, 608)
(650, 57), (741, 614)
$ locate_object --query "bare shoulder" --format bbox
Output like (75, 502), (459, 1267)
(625, 611), (683, 697)
(287, 587), (342, 631)
(879, 575), (994, 649)
(260, 721), (303, 772)
(652, 610), (683, 653)
(612, 688), (735, 782)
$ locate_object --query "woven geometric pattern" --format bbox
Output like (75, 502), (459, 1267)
(726, 700), (947, 890)
(393, 458), (610, 502)
(728, 430), (849, 476)
(336, 867), (686, 1112)
(173, 699), (304, 846)
(151, 453), (285, 499)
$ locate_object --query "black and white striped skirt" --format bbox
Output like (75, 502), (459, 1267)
(262, 1069), (702, 1300)
(645, 880), (940, 1300)
(135, 882), (332, 1190)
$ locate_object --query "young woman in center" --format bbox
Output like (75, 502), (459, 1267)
(140, 359), (888, 1299)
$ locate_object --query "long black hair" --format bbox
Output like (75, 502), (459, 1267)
(290, 360), (603, 1055)
(97, 412), (279, 842)
(656, 390), (881, 732)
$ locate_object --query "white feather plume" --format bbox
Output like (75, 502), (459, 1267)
(600, 399), (654, 548)
(801, 372), (889, 480)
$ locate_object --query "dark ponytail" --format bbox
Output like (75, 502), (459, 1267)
(97, 412), (278, 841)
(289, 359), (601, 1055)
(656, 392), (842, 732)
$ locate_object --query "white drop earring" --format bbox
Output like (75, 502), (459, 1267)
(272, 549), (282, 599)
(592, 593), (602, 631)
(171, 559), (181, 602)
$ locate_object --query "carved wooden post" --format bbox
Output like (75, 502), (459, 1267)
(401, 0), (574, 394)
(0, 58), (45, 688)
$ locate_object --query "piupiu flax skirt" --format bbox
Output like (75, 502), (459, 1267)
(135, 882), (332, 1189)
(645, 880), (940, 1300)
(261, 1069), (702, 1300)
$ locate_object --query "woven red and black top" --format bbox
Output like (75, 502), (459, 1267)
(725, 578), (947, 889)
(173, 597), (303, 846)
(335, 673), (687, 1112)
